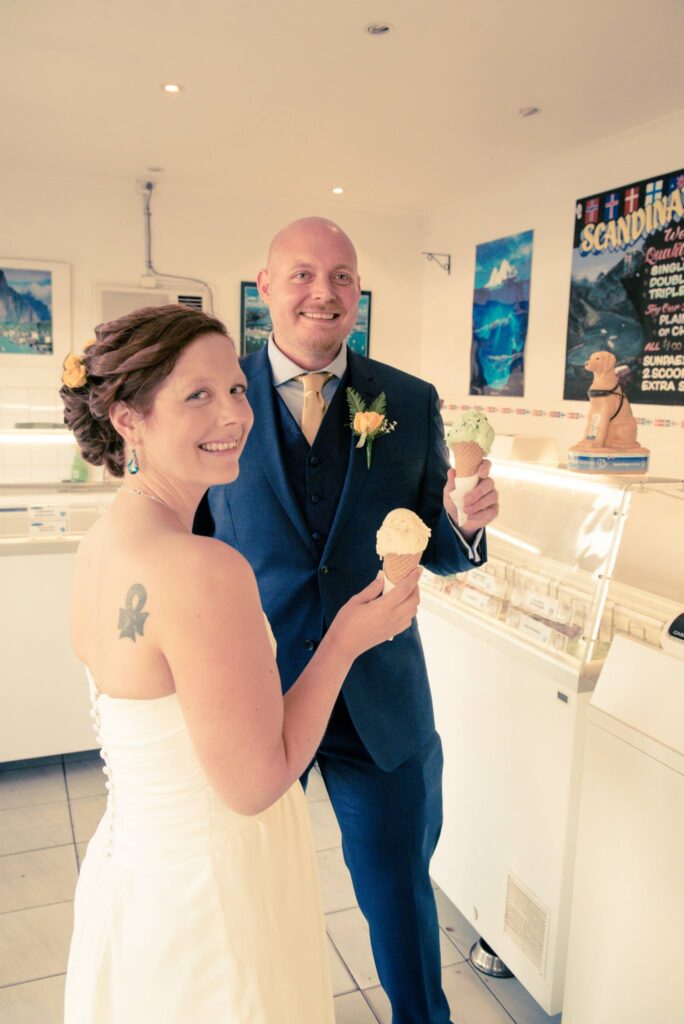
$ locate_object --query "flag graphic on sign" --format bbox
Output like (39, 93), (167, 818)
(624, 186), (640, 214)
(604, 192), (620, 220)
(645, 179), (663, 205)
(584, 197), (599, 224)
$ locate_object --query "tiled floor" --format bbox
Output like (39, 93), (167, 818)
(0, 753), (562, 1024)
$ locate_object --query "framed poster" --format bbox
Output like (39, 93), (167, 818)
(0, 258), (71, 368)
(470, 230), (533, 396)
(240, 282), (372, 357)
(564, 170), (684, 405)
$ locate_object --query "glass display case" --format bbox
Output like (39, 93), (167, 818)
(422, 462), (684, 681)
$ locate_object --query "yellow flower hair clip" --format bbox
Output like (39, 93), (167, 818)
(61, 340), (95, 389)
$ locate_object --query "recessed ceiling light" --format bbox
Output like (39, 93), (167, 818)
(162, 83), (182, 94)
(332, 186), (344, 195)
(147, 166), (164, 172)
(518, 106), (540, 118)
(365, 23), (394, 35)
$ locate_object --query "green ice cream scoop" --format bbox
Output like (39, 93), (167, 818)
(445, 411), (495, 455)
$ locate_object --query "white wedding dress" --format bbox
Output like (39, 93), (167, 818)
(64, 626), (334, 1023)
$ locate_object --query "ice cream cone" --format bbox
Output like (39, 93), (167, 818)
(383, 552), (422, 585)
(450, 442), (484, 527)
(376, 509), (431, 595)
(450, 441), (485, 477)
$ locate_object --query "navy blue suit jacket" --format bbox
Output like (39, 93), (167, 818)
(194, 347), (485, 771)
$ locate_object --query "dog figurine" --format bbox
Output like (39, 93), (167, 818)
(570, 350), (648, 453)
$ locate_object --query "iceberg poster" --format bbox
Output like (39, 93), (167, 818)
(470, 230), (533, 396)
(564, 169), (684, 406)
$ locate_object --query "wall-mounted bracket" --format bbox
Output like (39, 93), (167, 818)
(421, 251), (451, 274)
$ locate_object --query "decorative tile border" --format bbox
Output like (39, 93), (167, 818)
(440, 401), (684, 430)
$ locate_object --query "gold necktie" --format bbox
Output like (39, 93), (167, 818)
(296, 372), (334, 446)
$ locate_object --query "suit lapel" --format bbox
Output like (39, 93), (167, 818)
(243, 349), (319, 559)
(321, 352), (377, 562)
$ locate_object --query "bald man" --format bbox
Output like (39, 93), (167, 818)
(196, 218), (498, 1024)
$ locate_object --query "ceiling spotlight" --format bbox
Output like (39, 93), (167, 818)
(518, 106), (540, 118)
(162, 83), (182, 94)
(332, 186), (344, 195)
(365, 23), (394, 35)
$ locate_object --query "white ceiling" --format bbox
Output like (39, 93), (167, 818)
(2, 0), (684, 212)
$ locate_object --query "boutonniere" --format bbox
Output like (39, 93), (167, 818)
(346, 387), (397, 468)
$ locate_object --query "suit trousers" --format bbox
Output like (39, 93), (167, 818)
(304, 695), (453, 1024)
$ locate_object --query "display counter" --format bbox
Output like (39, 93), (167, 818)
(1, 484), (118, 762)
(419, 464), (683, 1014)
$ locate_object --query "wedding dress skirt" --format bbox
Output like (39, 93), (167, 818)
(64, 668), (334, 1023)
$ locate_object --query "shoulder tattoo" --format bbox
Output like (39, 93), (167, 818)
(118, 583), (149, 642)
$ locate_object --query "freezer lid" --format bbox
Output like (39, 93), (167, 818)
(590, 635), (684, 757)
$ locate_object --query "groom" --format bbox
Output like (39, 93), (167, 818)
(195, 217), (498, 1023)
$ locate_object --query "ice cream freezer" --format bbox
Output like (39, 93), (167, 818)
(1, 485), (117, 762)
(418, 464), (683, 1015)
(562, 635), (684, 1024)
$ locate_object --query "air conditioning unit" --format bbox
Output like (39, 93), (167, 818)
(96, 282), (209, 324)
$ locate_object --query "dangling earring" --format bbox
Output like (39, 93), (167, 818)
(127, 447), (140, 475)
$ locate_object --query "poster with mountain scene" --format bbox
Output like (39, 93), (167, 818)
(0, 266), (53, 355)
(470, 230), (533, 396)
(565, 170), (684, 405)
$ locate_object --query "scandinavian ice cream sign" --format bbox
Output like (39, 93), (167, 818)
(564, 169), (684, 406)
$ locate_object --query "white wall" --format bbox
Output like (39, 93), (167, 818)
(420, 110), (684, 478)
(0, 169), (426, 481)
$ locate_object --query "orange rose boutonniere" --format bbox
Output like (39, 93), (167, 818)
(346, 387), (397, 468)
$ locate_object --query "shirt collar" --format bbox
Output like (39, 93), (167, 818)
(267, 333), (348, 387)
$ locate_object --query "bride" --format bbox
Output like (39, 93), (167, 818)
(60, 303), (420, 1023)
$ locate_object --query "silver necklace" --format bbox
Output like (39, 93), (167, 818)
(125, 488), (188, 531)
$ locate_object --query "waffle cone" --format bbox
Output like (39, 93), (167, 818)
(450, 441), (484, 476)
(383, 552), (421, 584)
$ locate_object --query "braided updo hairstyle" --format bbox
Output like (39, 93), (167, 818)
(60, 304), (231, 477)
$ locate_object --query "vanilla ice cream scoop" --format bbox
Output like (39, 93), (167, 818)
(376, 508), (431, 558)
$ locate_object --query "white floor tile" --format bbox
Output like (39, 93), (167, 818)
(361, 985), (392, 1023)
(309, 799), (342, 851)
(0, 902), (73, 987)
(69, 795), (106, 843)
(328, 936), (357, 996)
(306, 767), (329, 802)
(0, 767), (66, 810)
(0, 845), (78, 914)
(442, 962), (514, 1024)
(434, 886), (481, 960)
(363, 962), (518, 1024)
(326, 906), (463, 992)
(334, 990), (379, 1024)
(0, 802), (72, 856)
(65, 759), (106, 799)
(318, 847), (357, 914)
(480, 972), (561, 1024)
(0, 973), (65, 1024)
